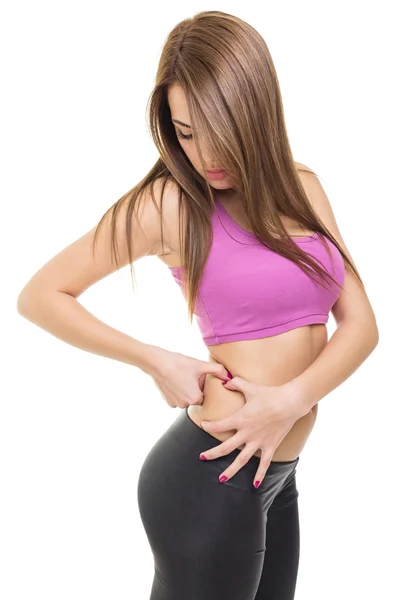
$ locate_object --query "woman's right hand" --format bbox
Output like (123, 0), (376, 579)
(146, 346), (232, 408)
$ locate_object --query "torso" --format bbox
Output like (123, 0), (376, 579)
(158, 190), (326, 461)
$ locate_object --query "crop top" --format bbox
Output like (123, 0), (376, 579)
(168, 197), (345, 346)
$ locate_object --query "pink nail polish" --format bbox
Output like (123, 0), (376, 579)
(226, 370), (233, 379)
(222, 380), (228, 385)
(200, 454), (207, 461)
(254, 480), (260, 488)
(219, 475), (228, 483)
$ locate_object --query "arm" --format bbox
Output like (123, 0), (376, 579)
(194, 168), (379, 485)
(16, 178), (180, 378)
(289, 312), (378, 415)
(289, 167), (379, 415)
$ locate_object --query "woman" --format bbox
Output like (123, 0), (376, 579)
(17, 10), (379, 600)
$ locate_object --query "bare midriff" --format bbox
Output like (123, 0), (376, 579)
(187, 324), (327, 461)
(160, 190), (328, 462)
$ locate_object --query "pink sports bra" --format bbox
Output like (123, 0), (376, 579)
(168, 197), (345, 346)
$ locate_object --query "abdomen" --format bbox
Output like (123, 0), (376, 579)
(188, 323), (328, 461)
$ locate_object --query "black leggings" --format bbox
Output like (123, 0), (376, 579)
(137, 407), (300, 600)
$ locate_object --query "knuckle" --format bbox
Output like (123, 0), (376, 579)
(236, 454), (249, 466)
(221, 444), (237, 457)
(219, 447), (232, 457)
(261, 457), (272, 470)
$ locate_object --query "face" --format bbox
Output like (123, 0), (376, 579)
(167, 83), (232, 190)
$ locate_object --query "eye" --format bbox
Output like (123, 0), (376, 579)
(177, 130), (193, 141)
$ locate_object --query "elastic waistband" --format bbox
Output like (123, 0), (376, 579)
(184, 407), (299, 468)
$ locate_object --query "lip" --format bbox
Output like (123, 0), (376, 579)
(206, 169), (228, 180)
(206, 168), (225, 173)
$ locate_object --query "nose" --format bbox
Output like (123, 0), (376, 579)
(200, 147), (216, 169)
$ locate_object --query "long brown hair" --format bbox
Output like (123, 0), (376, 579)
(93, 10), (362, 325)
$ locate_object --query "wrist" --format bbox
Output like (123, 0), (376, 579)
(283, 377), (314, 418)
(132, 342), (166, 377)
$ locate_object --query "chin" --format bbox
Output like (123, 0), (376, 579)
(209, 181), (231, 187)
(206, 177), (233, 188)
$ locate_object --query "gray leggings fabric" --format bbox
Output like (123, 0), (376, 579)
(137, 407), (300, 600)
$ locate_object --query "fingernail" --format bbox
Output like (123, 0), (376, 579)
(219, 475), (228, 483)
(226, 370), (233, 379)
(254, 480), (261, 488)
(222, 380), (228, 385)
(199, 454), (207, 461)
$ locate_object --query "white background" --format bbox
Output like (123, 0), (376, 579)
(2, 1), (398, 598)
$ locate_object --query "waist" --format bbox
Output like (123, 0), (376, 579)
(188, 323), (326, 460)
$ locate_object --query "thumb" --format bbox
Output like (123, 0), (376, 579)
(221, 375), (250, 393)
(201, 415), (234, 432)
(201, 361), (232, 381)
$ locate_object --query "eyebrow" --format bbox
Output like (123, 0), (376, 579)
(171, 119), (192, 129)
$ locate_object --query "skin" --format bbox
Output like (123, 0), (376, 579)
(165, 82), (378, 485)
(166, 82), (321, 462)
(17, 83), (378, 491)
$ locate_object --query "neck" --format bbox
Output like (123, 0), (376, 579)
(215, 188), (240, 204)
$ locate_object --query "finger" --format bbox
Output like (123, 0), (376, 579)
(198, 432), (244, 461)
(198, 372), (207, 391)
(220, 376), (251, 393)
(201, 417), (236, 434)
(217, 445), (258, 484)
(252, 452), (273, 488)
(201, 361), (232, 381)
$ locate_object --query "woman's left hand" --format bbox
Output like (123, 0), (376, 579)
(199, 376), (308, 487)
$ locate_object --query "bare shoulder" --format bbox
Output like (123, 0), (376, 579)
(295, 161), (316, 175)
(151, 176), (185, 259)
(294, 160), (356, 266)
(17, 175), (183, 301)
(294, 161), (344, 243)
(294, 161), (376, 326)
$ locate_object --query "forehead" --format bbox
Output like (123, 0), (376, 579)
(167, 83), (191, 126)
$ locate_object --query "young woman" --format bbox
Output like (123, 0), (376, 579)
(17, 10), (379, 600)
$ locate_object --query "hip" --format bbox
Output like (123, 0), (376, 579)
(188, 377), (318, 461)
(138, 405), (300, 510)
